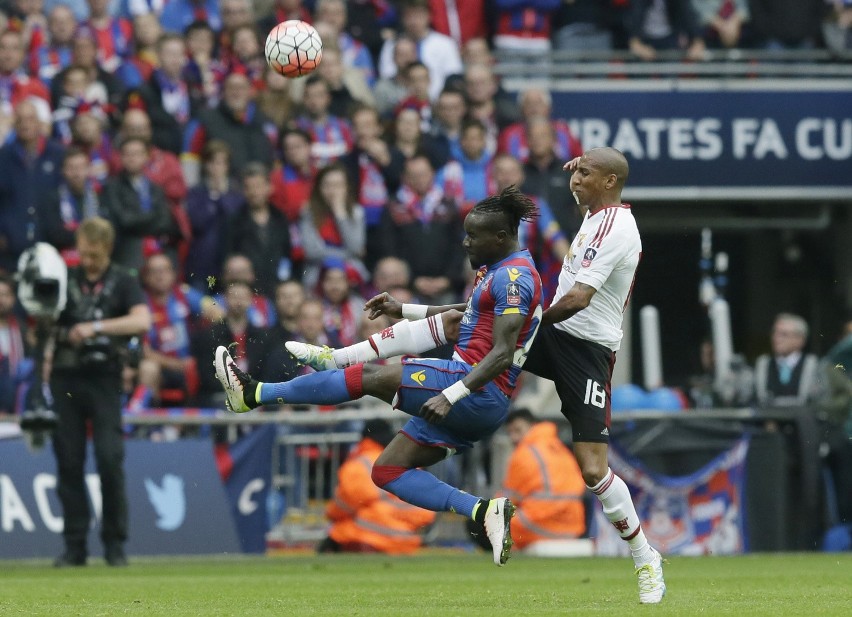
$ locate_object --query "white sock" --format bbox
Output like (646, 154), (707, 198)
(590, 467), (653, 565)
(331, 316), (448, 368)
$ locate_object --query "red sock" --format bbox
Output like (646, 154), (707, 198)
(343, 364), (364, 398)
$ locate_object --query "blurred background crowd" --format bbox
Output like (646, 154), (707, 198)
(0, 0), (849, 422)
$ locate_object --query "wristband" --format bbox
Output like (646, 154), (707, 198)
(442, 380), (471, 405)
(93, 320), (103, 335)
(401, 303), (428, 321)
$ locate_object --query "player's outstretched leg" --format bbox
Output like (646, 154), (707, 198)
(287, 314), (450, 371)
(214, 346), (390, 412)
(483, 497), (516, 566)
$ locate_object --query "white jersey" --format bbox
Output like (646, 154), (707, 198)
(551, 204), (641, 351)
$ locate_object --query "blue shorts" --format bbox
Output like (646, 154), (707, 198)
(395, 358), (510, 451)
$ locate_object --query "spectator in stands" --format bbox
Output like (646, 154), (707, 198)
(50, 26), (124, 112)
(347, 0), (398, 62)
(390, 107), (449, 171)
(692, 0), (752, 49)
(0, 274), (28, 415)
(552, 0), (620, 51)
(379, 153), (465, 304)
(320, 419), (436, 554)
(490, 153), (570, 304)
(228, 24), (266, 90)
(183, 71), (276, 185)
(378, 0), (462, 101)
(40, 147), (102, 266)
(0, 29), (50, 107)
(427, 0), (486, 48)
(342, 104), (405, 268)
(373, 33), (416, 118)
(44, 0), (87, 21)
(256, 64), (295, 131)
(749, 0), (825, 50)
(369, 256), (413, 300)
(394, 61), (433, 132)
(492, 0), (562, 53)
(270, 127), (314, 223)
(112, 109), (188, 232)
(314, 0), (376, 87)
(218, 0), (256, 65)
(498, 87), (583, 164)
(491, 409), (586, 551)
(259, 0), (313, 38)
(137, 252), (222, 408)
(50, 65), (89, 144)
(0, 99), (65, 273)
(68, 105), (113, 184)
(463, 63), (519, 153)
(453, 119), (493, 214)
(753, 313), (824, 407)
(29, 3), (76, 87)
(430, 88), (467, 157)
(115, 13), (162, 90)
(294, 75), (353, 166)
(215, 253), (277, 328)
(288, 42), (374, 118)
(823, 0), (852, 54)
(185, 140), (244, 292)
(626, 0), (706, 61)
(192, 280), (274, 408)
(82, 0), (132, 74)
(126, 33), (193, 155)
(9, 0), (49, 53)
(183, 20), (222, 111)
(100, 136), (179, 272)
(268, 279), (305, 345)
(318, 260), (365, 347)
(522, 117), (581, 239)
(160, 0), (222, 35)
(226, 162), (294, 296)
(300, 163), (367, 290)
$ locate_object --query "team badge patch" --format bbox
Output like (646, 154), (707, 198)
(410, 370), (427, 385)
(581, 248), (597, 268)
(506, 282), (521, 305)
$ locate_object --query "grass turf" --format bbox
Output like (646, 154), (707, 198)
(1, 552), (850, 616)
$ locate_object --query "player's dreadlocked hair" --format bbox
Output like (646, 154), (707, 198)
(471, 185), (539, 236)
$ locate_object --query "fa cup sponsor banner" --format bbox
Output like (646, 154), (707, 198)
(550, 86), (852, 199)
(0, 438), (241, 558)
(594, 438), (750, 556)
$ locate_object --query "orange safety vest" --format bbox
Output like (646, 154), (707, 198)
(326, 438), (436, 554)
(500, 422), (586, 549)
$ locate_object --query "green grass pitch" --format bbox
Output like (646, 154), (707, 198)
(2, 552), (850, 616)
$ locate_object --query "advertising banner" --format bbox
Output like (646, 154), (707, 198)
(594, 437), (750, 556)
(549, 83), (852, 200)
(0, 438), (241, 559)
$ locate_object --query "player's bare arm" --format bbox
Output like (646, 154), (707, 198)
(364, 292), (467, 321)
(542, 282), (597, 327)
(419, 312), (525, 424)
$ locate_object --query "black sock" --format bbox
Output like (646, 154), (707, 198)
(473, 498), (489, 525)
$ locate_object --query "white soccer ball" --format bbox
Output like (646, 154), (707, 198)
(264, 20), (323, 78)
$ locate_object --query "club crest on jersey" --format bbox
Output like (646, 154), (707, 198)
(410, 370), (427, 385)
(581, 248), (597, 268)
(506, 282), (521, 305)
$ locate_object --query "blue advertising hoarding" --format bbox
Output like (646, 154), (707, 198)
(0, 437), (245, 559)
(541, 80), (852, 200)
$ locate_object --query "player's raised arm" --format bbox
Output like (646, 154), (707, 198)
(364, 292), (466, 321)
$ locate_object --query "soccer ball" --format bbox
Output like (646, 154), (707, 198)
(265, 20), (323, 78)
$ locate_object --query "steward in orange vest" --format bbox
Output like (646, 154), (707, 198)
(501, 409), (586, 549)
(320, 420), (436, 554)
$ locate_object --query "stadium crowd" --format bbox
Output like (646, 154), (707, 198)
(0, 0), (848, 421)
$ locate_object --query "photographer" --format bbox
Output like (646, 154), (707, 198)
(49, 217), (151, 567)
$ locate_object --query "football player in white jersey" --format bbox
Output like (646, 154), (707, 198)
(286, 147), (666, 603)
(521, 147), (666, 604)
